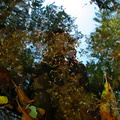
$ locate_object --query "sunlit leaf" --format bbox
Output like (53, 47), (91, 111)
(28, 106), (38, 118)
(0, 96), (8, 104)
(100, 79), (120, 120)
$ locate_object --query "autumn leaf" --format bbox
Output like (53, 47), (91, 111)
(37, 108), (45, 116)
(11, 79), (33, 105)
(16, 98), (35, 120)
(0, 96), (8, 104)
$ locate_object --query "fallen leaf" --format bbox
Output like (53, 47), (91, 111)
(11, 79), (33, 105)
(0, 96), (8, 104)
(28, 105), (38, 118)
(37, 108), (45, 116)
(16, 98), (33, 120)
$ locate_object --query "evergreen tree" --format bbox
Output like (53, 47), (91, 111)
(86, 10), (120, 95)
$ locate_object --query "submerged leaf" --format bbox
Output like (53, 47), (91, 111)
(37, 108), (45, 116)
(16, 98), (33, 120)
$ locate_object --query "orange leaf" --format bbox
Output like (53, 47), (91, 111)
(16, 98), (34, 120)
(11, 79), (32, 105)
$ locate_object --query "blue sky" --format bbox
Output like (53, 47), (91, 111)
(44, 0), (99, 64)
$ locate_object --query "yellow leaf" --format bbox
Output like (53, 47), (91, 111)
(37, 108), (45, 116)
(0, 96), (8, 104)
(100, 79), (120, 120)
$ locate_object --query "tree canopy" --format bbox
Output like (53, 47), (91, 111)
(0, 0), (81, 72)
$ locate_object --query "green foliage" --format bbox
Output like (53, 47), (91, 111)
(86, 10), (120, 94)
(86, 60), (104, 95)
(28, 106), (38, 118)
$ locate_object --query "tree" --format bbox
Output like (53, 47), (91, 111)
(0, 0), (30, 30)
(29, 1), (76, 33)
(86, 10), (120, 96)
(91, 0), (120, 11)
(0, 0), (79, 73)
(0, 0), (32, 72)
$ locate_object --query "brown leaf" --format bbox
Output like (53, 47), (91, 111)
(11, 79), (33, 105)
(16, 98), (33, 120)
